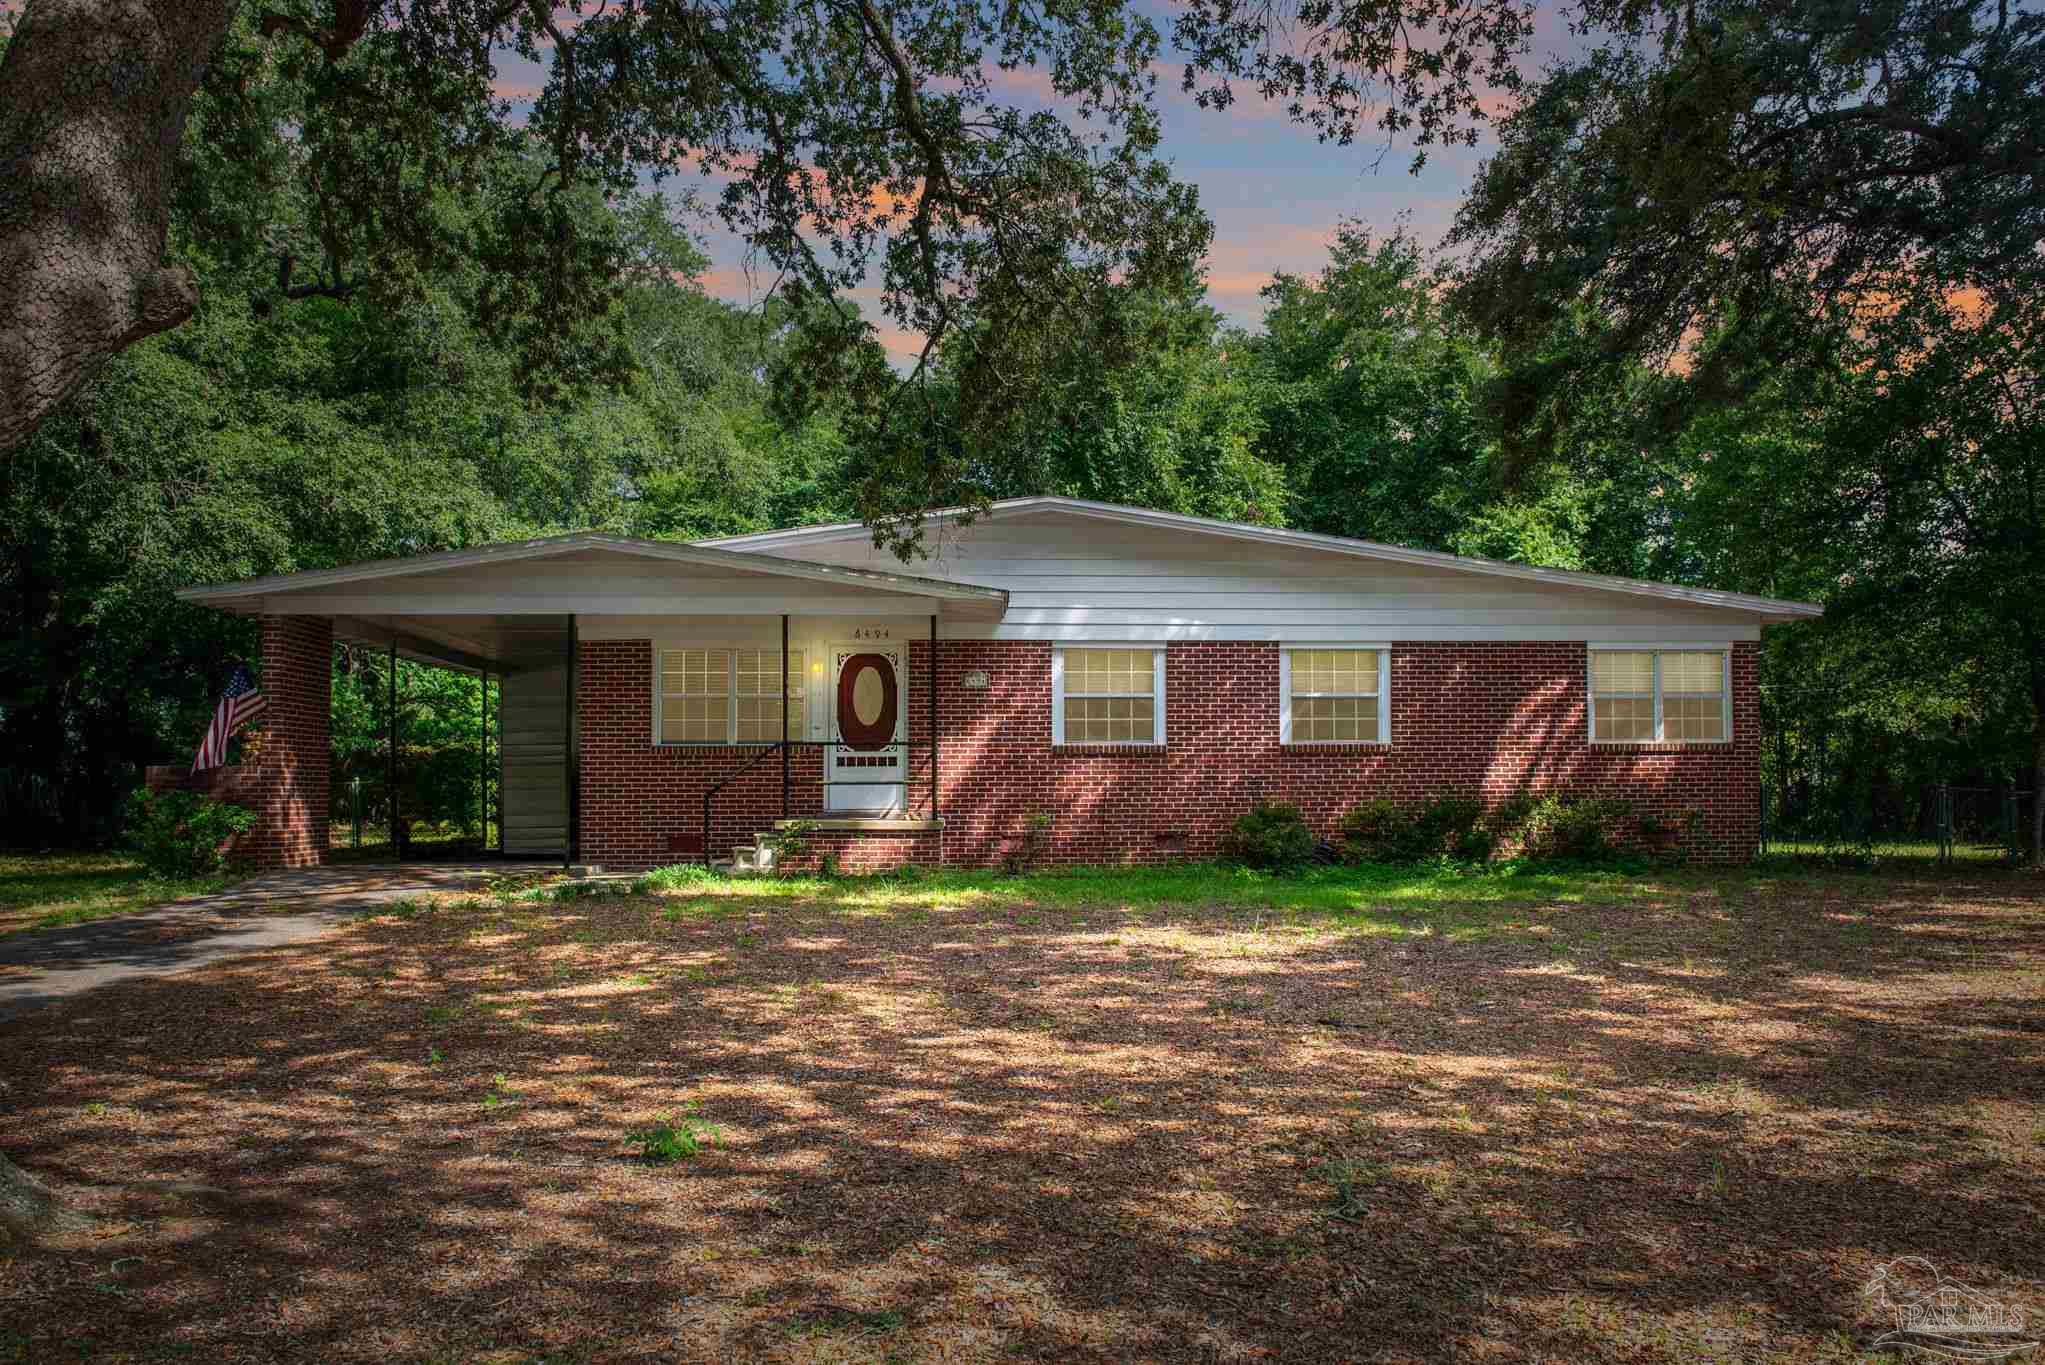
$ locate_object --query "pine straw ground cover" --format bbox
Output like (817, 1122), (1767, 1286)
(2, 863), (2042, 1363)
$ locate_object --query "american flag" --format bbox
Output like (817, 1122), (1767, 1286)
(192, 664), (266, 772)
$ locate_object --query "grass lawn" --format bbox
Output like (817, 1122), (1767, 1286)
(0, 852), (238, 938)
(2, 859), (2042, 1361)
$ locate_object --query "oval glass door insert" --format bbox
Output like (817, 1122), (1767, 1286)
(837, 653), (898, 748)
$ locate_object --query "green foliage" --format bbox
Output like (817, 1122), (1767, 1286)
(1451, 0), (2043, 379)
(1342, 791), (1636, 866)
(4, 135), (866, 847)
(481, 1074), (517, 1111)
(1219, 801), (1318, 872)
(1002, 808), (1057, 876)
(626, 1104), (721, 1164)
(761, 820), (818, 872)
(1316, 1156), (1384, 1220)
(1246, 226), (1506, 550)
(123, 788), (256, 877)
(1445, 0), (2045, 857)
(18, 0), (2035, 873)
(1496, 793), (1635, 864)
(1340, 792), (1491, 865)
(0, 852), (237, 937)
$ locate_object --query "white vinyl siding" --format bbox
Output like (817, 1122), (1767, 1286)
(719, 517), (1765, 643)
(1053, 646), (1165, 745)
(1281, 646), (1390, 744)
(1589, 647), (1730, 743)
(657, 647), (802, 744)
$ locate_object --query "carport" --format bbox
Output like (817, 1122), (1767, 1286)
(175, 534), (1008, 869)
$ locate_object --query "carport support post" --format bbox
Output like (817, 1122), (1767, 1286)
(781, 614), (791, 817)
(479, 671), (489, 850)
(387, 640), (399, 860)
(928, 614), (938, 822)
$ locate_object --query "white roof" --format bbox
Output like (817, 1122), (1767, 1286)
(177, 531), (1011, 613)
(699, 495), (1823, 623)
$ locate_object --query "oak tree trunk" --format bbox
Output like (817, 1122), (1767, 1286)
(0, 0), (239, 458)
(0, 1150), (91, 1246)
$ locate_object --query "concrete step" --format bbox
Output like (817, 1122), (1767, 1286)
(730, 842), (777, 874)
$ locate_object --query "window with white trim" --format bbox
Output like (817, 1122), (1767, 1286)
(1281, 647), (1389, 743)
(1589, 648), (1728, 743)
(1053, 646), (1165, 744)
(658, 647), (803, 744)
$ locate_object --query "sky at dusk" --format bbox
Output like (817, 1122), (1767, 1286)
(486, 4), (1586, 362)
(0, 0), (1579, 362)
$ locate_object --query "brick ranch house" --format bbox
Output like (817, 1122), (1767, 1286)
(176, 497), (1822, 871)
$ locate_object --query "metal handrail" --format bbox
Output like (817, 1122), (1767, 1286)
(700, 738), (935, 866)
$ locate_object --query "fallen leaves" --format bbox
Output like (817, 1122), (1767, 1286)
(1, 872), (2042, 1360)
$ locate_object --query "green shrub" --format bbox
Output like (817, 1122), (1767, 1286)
(1339, 790), (1636, 865)
(1508, 793), (1635, 862)
(1341, 791), (1489, 864)
(1219, 800), (1317, 872)
(125, 787), (256, 876)
(626, 1103), (721, 1163)
(1002, 807), (1055, 874)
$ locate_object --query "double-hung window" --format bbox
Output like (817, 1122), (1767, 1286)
(1053, 646), (1165, 745)
(1281, 646), (1390, 744)
(658, 647), (804, 744)
(1589, 648), (1729, 743)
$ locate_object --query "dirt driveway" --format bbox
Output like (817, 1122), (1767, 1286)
(2, 870), (2042, 1362)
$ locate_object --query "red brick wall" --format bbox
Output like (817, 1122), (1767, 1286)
(576, 638), (1761, 869)
(578, 639), (830, 867)
(247, 615), (333, 869)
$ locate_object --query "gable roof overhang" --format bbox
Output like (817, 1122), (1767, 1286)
(177, 533), (1010, 672)
(178, 532), (1009, 615)
(698, 495), (1825, 625)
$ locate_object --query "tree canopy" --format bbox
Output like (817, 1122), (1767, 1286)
(0, 0), (1544, 494)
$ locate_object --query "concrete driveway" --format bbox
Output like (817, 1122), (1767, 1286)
(0, 861), (559, 1021)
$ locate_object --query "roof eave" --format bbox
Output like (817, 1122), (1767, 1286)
(175, 533), (1009, 612)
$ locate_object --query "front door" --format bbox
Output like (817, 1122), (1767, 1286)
(825, 645), (906, 813)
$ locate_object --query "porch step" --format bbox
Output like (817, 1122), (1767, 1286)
(730, 843), (777, 874)
(716, 819), (942, 876)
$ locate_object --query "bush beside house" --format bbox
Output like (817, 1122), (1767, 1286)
(125, 788), (256, 876)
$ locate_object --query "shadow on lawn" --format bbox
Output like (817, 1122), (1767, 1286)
(2, 875), (2042, 1362)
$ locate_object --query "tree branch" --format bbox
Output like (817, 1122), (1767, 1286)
(257, 0), (376, 62)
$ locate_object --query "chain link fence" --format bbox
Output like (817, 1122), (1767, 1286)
(1758, 674), (2036, 866)
(1761, 778), (2035, 866)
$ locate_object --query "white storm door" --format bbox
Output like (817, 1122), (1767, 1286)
(825, 645), (907, 813)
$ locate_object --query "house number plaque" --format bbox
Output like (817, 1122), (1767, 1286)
(959, 670), (990, 690)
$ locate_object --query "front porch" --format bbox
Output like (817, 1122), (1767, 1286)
(175, 534), (1008, 871)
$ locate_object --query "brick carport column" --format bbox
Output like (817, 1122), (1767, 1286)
(253, 615), (333, 869)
